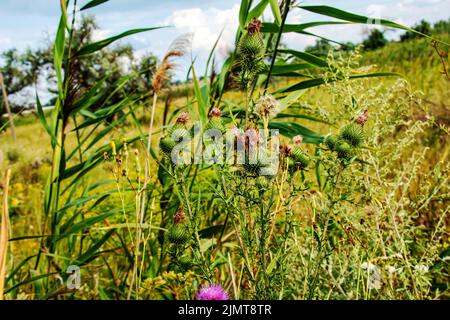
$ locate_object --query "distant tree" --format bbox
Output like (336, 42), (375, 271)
(305, 39), (333, 56)
(362, 29), (388, 50)
(433, 19), (450, 34)
(0, 15), (158, 113)
(400, 20), (432, 42)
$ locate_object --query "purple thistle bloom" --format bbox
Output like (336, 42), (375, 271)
(196, 284), (230, 300)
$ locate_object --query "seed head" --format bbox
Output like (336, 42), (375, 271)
(255, 94), (280, 118)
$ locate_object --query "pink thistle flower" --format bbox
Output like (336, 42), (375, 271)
(247, 18), (263, 34)
(176, 111), (190, 124)
(292, 135), (303, 145)
(209, 107), (222, 118)
(196, 284), (230, 300)
(355, 110), (369, 126)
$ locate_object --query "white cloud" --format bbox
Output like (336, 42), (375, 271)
(165, 4), (240, 57)
(91, 29), (111, 41)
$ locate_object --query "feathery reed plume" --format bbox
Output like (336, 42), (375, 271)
(0, 169), (11, 300)
(129, 33), (191, 300)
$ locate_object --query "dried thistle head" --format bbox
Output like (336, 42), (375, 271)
(255, 94), (280, 118)
(280, 144), (293, 157)
(175, 111), (190, 124)
(152, 33), (192, 94)
(247, 18), (263, 34)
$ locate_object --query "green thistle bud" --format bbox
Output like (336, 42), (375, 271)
(340, 123), (364, 147)
(324, 134), (338, 150)
(291, 146), (310, 169)
(243, 152), (270, 176)
(335, 140), (353, 160)
(205, 117), (226, 134)
(238, 33), (264, 59)
(167, 224), (190, 245)
(159, 137), (176, 155)
(179, 255), (192, 269)
(169, 123), (190, 143)
(255, 176), (269, 190)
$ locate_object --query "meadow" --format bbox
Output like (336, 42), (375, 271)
(0, 1), (449, 300)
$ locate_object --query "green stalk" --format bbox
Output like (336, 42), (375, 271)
(264, 0), (292, 92)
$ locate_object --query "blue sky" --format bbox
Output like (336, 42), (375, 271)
(0, 0), (449, 102)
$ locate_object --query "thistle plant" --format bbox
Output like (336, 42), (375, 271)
(2, 0), (448, 301)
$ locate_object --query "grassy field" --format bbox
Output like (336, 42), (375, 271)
(0, 6), (449, 300)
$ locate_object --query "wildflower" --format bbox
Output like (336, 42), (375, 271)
(255, 94), (280, 118)
(292, 135), (303, 145)
(209, 107), (222, 118)
(247, 18), (263, 34)
(386, 265), (396, 275)
(280, 144), (293, 157)
(355, 109), (369, 126)
(206, 107), (225, 133)
(414, 264), (429, 274)
(197, 284), (230, 300)
(174, 208), (186, 224)
(362, 262), (381, 290)
(175, 111), (190, 125)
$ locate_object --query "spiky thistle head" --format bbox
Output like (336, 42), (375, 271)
(324, 134), (338, 150)
(254, 94), (280, 118)
(167, 224), (190, 245)
(335, 140), (353, 160)
(152, 33), (191, 94)
(291, 146), (310, 169)
(159, 136), (176, 155)
(340, 123), (364, 147)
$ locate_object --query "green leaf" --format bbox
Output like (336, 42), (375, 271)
(296, 5), (448, 45)
(53, 14), (66, 98)
(246, 0), (269, 24)
(278, 49), (329, 68)
(80, 0), (109, 11)
(61, 211), (114, 238)
(199, 225), (225, 238)
(74, 230), (115, 265)
(269, 63), (315, 75)
(269, 0), (282, 26)
(77, 27), (165, 56)
(275, 113), (331, 125)
(275, 72), (402, 93)
(262, 21), (349, 33)
(269, 121), (324, 143)
(36, 93), (58, 147)
(192, 66), (207, 125)
(239, 0), (251, 29)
